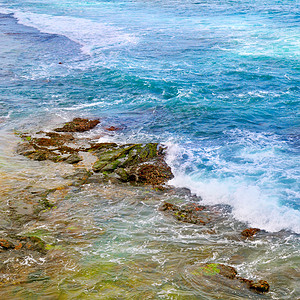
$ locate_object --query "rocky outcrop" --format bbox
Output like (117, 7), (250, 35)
(91, 143), (173, 185)
(12, 117), (270, 296)
(15, 118), (173, 187)
(54, 117), (100, 132)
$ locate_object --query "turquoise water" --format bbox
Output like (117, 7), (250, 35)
(0, 0), (299, 233)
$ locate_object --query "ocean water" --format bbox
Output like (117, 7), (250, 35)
(0, 0), (299, 298)
(1, 0), (299, 233)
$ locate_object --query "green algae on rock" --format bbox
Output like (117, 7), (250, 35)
(9, 117), (275, 298)
(15, 118), (174, 187)
(91, 143), (173, 186)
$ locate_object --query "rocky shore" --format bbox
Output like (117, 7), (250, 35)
(0, 118), (270, 295)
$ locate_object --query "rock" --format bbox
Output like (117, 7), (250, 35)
(92, 145), (136, 172)
(105, 126), (121, 131)
(115, 168), (129, 181)
(65, 153), (82, 164)
(46, 132), (74, 142)
(27, 149), (54, 161)
(0, 236), (46, 254)
(241, 228), (260, 238)
(54, 118), (100, 132)
(237, 277), (270, 293)
(88, 142), (118, 152)
(217, 264), (238, 279)
(32, 137), (62, 147)
(91, 143), (173, 186)
(159, 202), (208, 225)
(63, 168), (92, 186)
(0, 238), (15, 250)
(16, 143), (35, 156)
(159, 202), (177, 212)
(188, 263), (270, 294)
(132, 161), (173, 185)
(16, 131), (80, 163)
(15, 122), (174, 187)
(250, 280), (270, 293)
(192, 263), (237, 279)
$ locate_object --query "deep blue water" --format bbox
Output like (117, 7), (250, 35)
(0, 0), (299, 232)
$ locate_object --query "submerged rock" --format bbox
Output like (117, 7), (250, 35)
(187, 263), (270, 294)
(0, 236), (46, 254)
(65, 153), (83, 164)
(159, 202), (208, 225)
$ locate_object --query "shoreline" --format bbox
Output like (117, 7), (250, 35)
(1, 117), (299, 298)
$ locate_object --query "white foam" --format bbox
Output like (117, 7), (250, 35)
(5, 9), (138, 55)
(62, 100), (105, 111)
(166, 142), (300, 234)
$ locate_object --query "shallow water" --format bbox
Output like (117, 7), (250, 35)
(0, 130), (299, 299)
(0, 0), (299, 298)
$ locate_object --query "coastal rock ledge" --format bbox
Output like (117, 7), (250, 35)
(10, 117), (270, 294)
(15, 117), (173, 187)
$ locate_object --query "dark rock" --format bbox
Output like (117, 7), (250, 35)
(159, 202), (177, 212)
(16, 123), (173, 187)
(133, 161), (173, 185)
(237, 277), (270, 293)
(27, 149), (62, 162)
(115, 168), (129, 181)
(54, 118), (100, 132)
(0, 238), (15, 250)
(250, 280), (270, 293)
(241, 228), (261, 238)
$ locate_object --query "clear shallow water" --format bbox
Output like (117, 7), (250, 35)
(0, 0), (299, 298)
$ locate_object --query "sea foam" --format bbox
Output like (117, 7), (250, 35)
(2, 9), (138, 55)
(166, 142), (300, 234)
